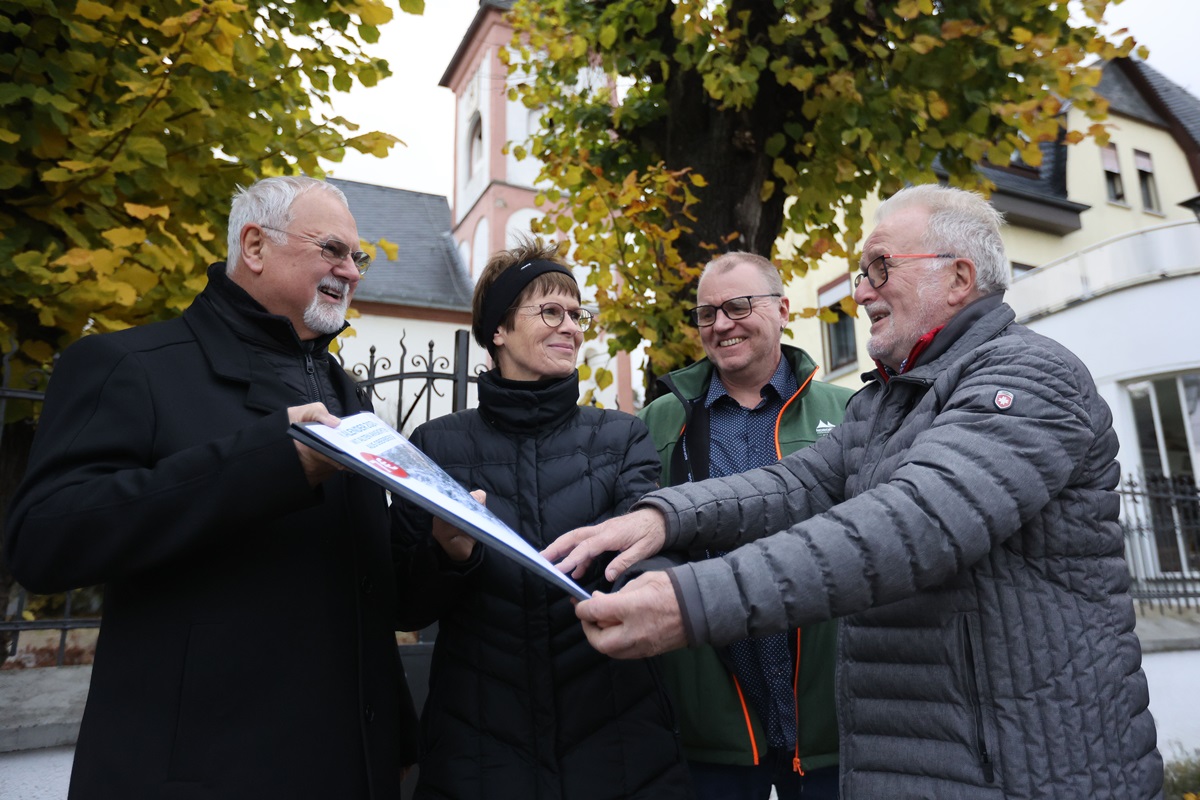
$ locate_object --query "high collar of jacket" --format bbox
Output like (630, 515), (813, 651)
(199, 262), (344, 356)
(868, 292), (1012, 383)
(477, 369), (581, 434)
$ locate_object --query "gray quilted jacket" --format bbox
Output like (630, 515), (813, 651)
(643, 294), (1163, 799)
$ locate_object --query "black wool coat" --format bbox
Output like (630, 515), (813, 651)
(393, 370), (692, 800)
(4, 266), (419, 799)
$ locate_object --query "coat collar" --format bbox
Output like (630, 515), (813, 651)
(476, 369), (580, 434)
(182, 263), (360, 414)
(866, 293), (1014, 385)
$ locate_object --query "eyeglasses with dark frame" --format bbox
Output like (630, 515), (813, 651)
(853, 253), (957, 290)
(687, 294), (782, 328)
(260, 225), (372, 275)
(514, 302), (594, 332)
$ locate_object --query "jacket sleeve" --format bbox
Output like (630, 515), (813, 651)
(3, 335), (319, 594)
(652, 337), (1101, 647)
(390, 425), (483, 631)
(612, 415), (662, 515)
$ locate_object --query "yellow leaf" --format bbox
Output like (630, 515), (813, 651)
(108, 281), (138, 306)
(181, 222), (216, 241)
(20, 339), (55, 363)
(91, 314), (134, 332)
(0, 129), (19, 144)
(689, 173), (708, 187)
(125, 203), (170, 220)
(103, 227), (147, 248)
(357, 0), (394, 26)
(114, 263), (160, 294)
(91, 249), (124, 277)
(377, 237), (399, 262)
(1012, 27), (1033, 45)
(74, 0), (111, 21)
(58, 160), (96, 172)
(909, 34), (939, 55)
(13, 250), (48, 270)
(53, 248), (95, 269)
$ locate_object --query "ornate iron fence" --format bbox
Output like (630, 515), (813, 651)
(1120, 473), (1200, 611)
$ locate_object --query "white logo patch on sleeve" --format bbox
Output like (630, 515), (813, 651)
(994, 389), (1014, 410)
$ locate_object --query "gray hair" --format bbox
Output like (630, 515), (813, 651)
(226, 176), (350, 275)
(700, 251), (784, 296)
(876, 184), (1010, 294)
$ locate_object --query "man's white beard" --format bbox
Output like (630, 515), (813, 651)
(304, 277), (351, 335)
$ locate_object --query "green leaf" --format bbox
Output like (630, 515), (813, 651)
(125, 136), (168, 167)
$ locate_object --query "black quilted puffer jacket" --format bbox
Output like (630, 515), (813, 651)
(393, 369), (691, 800)
(644, 294), (1163, 800)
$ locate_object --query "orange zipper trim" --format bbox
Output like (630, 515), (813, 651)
(775, 366), (819, 460)
(792, 628), (804, 775)
(731, 674), (761, 766)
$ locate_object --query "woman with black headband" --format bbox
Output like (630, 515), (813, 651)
(392, 237), (692, 799)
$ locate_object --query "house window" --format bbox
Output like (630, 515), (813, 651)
(1101, 143), (1125, 204)
(467, 113), (484, 180)
(1126, 375), (1200, 574)
(1135, 150), (1161, 213)
(819, 278), (856, 374)
(824, 306), (856, 372)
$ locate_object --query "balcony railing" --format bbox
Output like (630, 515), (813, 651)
(1007, 219), (1200, 323)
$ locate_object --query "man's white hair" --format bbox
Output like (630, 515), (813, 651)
(225, 176), (350, 275)
(876, 184), (1010, 294)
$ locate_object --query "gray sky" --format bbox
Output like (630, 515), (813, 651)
(323, 0), (1200, 197)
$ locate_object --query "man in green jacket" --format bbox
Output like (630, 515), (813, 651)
(638, 252), (853, 800)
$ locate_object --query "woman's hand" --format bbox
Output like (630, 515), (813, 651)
(431, 489), (485, 562)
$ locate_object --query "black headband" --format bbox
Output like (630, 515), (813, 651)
(476, 259), (575, 349)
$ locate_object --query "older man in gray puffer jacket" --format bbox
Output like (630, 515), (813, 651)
(546, 184), (1163, 800)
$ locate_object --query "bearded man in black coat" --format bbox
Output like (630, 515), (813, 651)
(4, 176), (419, 799)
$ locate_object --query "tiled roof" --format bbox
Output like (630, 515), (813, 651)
(1130, 60), (1200, 150)
(328, 178), (473, 312)
(1097, 61), (1168, 127)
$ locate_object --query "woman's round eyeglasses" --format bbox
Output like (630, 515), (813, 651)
(516, 302), (593, 332)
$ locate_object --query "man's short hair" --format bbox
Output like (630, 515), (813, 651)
(876, 184), (1010, 294)
(471, 235), (580, 356)
(700, 251), (784, 296)
(226, 176), (350, 275)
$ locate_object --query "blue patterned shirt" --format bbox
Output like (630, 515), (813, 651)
(705, 355), (798, 748)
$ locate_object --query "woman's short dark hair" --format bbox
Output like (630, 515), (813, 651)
(471, 236), (579, 357)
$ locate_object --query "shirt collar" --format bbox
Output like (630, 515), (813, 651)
(704, 354), (796, 409)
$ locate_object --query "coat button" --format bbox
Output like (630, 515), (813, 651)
(360, 576), (373, 594)
(364, 704), (375, 723)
